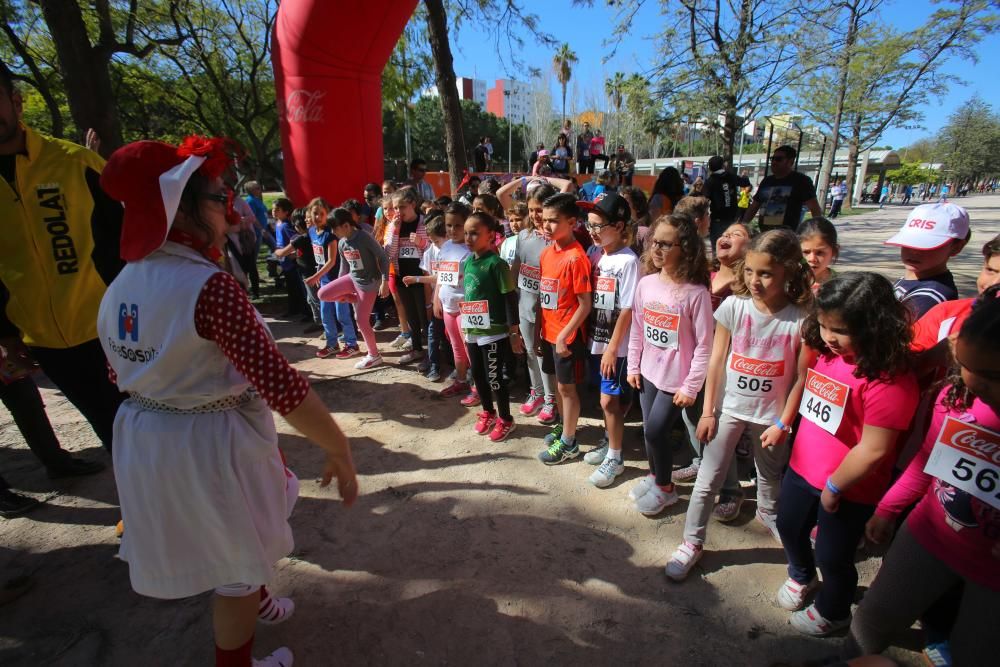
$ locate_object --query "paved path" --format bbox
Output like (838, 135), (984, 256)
(834, 194), (999, 296)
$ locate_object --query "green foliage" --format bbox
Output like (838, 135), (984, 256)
(937, 95), (1000, 182)
(886, 162), (937, 185)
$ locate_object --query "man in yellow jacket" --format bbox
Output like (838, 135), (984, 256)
(0, 63), (124, 463)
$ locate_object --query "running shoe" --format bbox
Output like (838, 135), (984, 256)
(258, 594), (295, 625)
(634, 486), (680, 516)
(789, 603), (850, 637)
(775, 576), (820, 611)
(252, 647), (293, 667)
(588, 456), (624, 488)
(489, 417), (516, 442)
(354, 354), (383, 370)
(712, 495), (744, 523)
(519, 390), (544, 417)
(923, 641), (953, 667)
(335, 345), (360, 360)
(474, 410), (497, 435)
(628, 475), (655, 502)
(315, 346), (338, 359)
(460, 387), (481, 407)
(537, 398), (558, 425)
(389, 333), (411, 350)
(441, 381), (470, 398)
(538, 438), (579, 465)
(671, 461), (700, 483)
(0, 489), (41, 518)
(399, 350), (422, 364)
(417, 358), (431, 374)
(756, 509), (782, 543)
(543, 422), (563, 445)
(583, 436), (610, 465)
(665, 541), (704, 581)
(372, 319), (387, 331)
(425, 368), (442, 382)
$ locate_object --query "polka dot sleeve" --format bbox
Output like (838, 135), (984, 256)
(194, 271), (309, 415)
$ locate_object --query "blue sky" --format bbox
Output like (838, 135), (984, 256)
(448, 0), (999, 149)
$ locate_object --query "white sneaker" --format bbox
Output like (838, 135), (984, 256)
(665, 541), (703, 581)
(588, 457), (624, 488)
(399, 350), (421, 364)
(634, 486), (679, 516)
(389, 334), (411, 350)
(755, 509), (782, 544)
(354, 354), (383, 370)
(628, 475), (655, 501)
(789, 603), (850, 637)
(258, 594), (294, 625)
(253, 646), (293, 667)
(775, 576), (820, 611)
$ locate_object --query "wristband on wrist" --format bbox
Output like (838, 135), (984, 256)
(774, 417), (792, 434)
(825, 477), (841, 495)
(699, 415), (716, 421)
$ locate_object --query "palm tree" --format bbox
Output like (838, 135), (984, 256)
(605, 72), (626, 148)
(552, 43), (578, 125)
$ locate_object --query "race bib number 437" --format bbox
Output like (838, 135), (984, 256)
(799, 368), (850, 435)
(925, 417), (1000, 510)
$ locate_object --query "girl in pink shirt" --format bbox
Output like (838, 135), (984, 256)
(845, 296), (1000, 664)
(776, 272), (919, 637)
(625, 213), (714, 516)
(666, 229), (813, 581)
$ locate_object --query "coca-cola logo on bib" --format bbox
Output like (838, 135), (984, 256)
(643, 308), (678, 330)
(805, 370), (848, 406)
(730, 353), (784, 377)
(282, 89), (326, 123)
(940, 417), (1000, 465)
(520, 264), (540, 280)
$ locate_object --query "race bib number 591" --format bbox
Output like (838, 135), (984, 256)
(799, 368), (850, 435)
(540, 278), (559, 310)
(925, 417), (1000, 510)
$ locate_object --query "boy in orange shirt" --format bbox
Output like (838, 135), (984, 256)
(535, 194), (592, 464)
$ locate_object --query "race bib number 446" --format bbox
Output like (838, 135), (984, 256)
(642, 307), (679, 349)
(925, 417), (1000, 510)
(799, 368), (850, 435)
(460, 300), (491, 330)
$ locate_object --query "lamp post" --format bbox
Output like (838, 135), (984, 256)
(504, 88), (512, 173)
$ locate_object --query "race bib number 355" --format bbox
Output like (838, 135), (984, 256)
(460, 300), (491, 330)
(518, 264), (540, 294)
(925, 417), (1000, 510)
(642, 307), (678, 349)
(540, 278), (559, 310)
(799, 368), (850, 435)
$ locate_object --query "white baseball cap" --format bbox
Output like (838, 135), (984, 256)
(884, 202), (970, 250)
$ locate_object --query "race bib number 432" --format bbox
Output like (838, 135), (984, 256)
(799, 368), (850, 435)
(925, 416), (1000, 510)
(460, 300), (491, 330)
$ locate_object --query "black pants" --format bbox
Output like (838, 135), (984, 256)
(0, 376), (75, 489)
(467, 338), (513, 420)
(579, 157), (594, 174)
(829, 199), (843, 218)
(28, 339), (125, 452)
(284, 266), (308, 316)
(398, 282), (427, 351)
(592, 153), (610, 169)
(638, 376), (689, 486)
(776, 468), (874, 621)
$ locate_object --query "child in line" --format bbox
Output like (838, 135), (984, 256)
(271, 198), (308, 320)
(579, 194), (640, 488)
(460, 212), (523, 441)
(845, 296), (1000, 664)
(274, 211), (322, 332)
(317, 208), (391, 370)
(776, 272), (919, 636)
(406, 214), (448, 380)
(304, 201), (358, 359)
(536, 194), (593, 464)
(500, 202), (528, 267)
(666, 229), (813, 579)
(384, 189), (430, 364)
(798, 217), (839, 288)
(625, 213), (714, 513)
(884, 202), (970, 318)
(435, 204), (475, 399)
(377, 187), (413, 345)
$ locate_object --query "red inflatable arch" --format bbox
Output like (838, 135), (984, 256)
(272, 0), (417, 206)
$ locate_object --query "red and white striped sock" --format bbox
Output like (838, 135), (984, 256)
(257, 586), (295, 625)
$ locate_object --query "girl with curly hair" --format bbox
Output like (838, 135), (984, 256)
(777, 271), (920, 637)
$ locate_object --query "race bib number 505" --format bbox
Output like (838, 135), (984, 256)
(925, 417), (1000, 510)
(799, 368), (850, 435)
(727, 353), (784, 396)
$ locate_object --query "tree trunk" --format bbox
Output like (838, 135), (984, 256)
(424, 0), (467, 193)
(722, 108), (737, 166)
(843, 115), (862, 210)
(38, 0), (123, 153)
(561, 83), (566, 124)
(817, 3), (861, 206)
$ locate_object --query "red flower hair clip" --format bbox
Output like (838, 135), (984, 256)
(177, 135), (244, 181)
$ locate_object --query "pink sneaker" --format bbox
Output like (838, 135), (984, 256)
(489, 417), (516, 442)
(537, 398), (558, 425)
(441, 381), (470, 398)
(461, 387), (481, 407)
(519, 390), (544, 416)
(474, 410), (497, 435)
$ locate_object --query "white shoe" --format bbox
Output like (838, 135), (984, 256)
(253, 646), (293, 667)
(354, 354), (383, 370)
(634, 486), (679, 516)
(628, 475), (655, 501)
(789, 603), (850, 636)
(755, 509), (782, 544)
(399, 350), (422, 364)
(775, 576), (820, 611)
(588, 457), (624, 488)
(665, 541), (703, 581)
(389, 334), (411, 350)
(258, 594), (294, 625)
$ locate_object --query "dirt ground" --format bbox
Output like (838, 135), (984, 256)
(2, 196), (996, 666)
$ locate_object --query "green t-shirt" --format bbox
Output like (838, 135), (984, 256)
(461, 251), (515, 337)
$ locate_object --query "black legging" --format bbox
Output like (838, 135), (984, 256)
(638, 376), (687, 486)
(398, 281), (428, 351)
(466, 337), (513, 420)
(0, 375), (74, 474)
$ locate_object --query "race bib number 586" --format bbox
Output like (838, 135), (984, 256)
(642, 307), (678, 349)
(925, 417), (1000, 510)
(799, 368), (850, 435)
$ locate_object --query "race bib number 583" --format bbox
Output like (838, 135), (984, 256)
(799, 368), (850, 435)
(925, 417), (1000, 510)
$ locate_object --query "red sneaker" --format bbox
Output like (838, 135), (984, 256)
(441, 381), (470, 398)
(335, 345), (360, 360)
(460, 387), (481, 407)
(489, 417), (516, 442)
(474, 410), (497, 435)
(316, 346), (338, 359)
